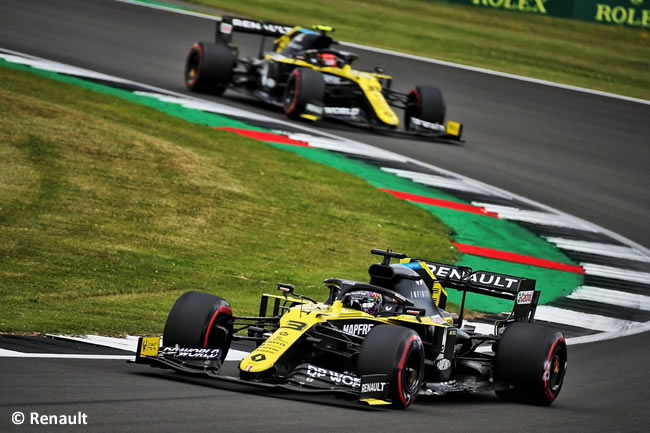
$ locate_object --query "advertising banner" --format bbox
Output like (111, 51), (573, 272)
(437, 0), (650, 28)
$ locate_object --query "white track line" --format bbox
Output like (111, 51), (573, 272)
(0, 347), (133, 360)
(381, 167), (499, 195)
(475, 203), (600, 232)
(568, 286), (650, 311)
(545, 237), (650, 262)
(48, 335), (249, 361)
(566, 321), (650, 344)
(582, 264), (650, 285)
(0, 54), (136, 84)
(115, 0), (650, 106)
(285, 133), (405, 161)
(48, 334), (140, 352)
(535, 306), (641, 333)
(132, 91), (293, 126)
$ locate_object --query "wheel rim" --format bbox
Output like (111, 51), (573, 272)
(185, 48), (201, 86)
(284, 85), (296, 110)
(548, 348), (566, 393)
(401, 350), (422, 399)
(404, 91), (418, 130)
(283, 72), (299, 114)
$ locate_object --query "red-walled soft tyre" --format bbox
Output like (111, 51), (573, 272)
(184, 42), (235, 95)
(357, 325), (424, 409)
(282, 67), (325, 119)
(404, 85), (446, 129)
(163, 291), (233, 363)
(494, 322), (568, 405)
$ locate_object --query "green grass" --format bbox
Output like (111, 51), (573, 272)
(184, 0), (650, 100)
(0, 65), (457, 335)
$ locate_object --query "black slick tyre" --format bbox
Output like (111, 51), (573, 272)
(282, 67), (325, 119)
(494, 322), (568, 406)
(404, 85), (446, 129)
(357, 325), (424, 409)
(163, 291), (233, 363)
(184, 42), (235, 95)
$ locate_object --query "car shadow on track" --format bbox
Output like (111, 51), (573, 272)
(130, 358), (502, 412)
(416, 392), (502, 407)
(130, 369), (380, 412)
(212, 92), (455, 146)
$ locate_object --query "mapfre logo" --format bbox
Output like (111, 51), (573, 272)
(517, 290), (534, 305)
(342, 323), (375, 335)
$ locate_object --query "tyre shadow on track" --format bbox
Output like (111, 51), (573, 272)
(416, 392), (502, 407)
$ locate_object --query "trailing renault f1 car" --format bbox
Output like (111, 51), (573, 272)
(134, 249), (567, 409)
(183, 17), (464, 143)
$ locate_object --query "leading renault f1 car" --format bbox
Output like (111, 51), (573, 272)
(183, 17), (464, 143)
(134, 249), (567, 409)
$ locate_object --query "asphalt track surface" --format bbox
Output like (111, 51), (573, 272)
(0, 0), (649, 432)
(1, 333), (648, 433)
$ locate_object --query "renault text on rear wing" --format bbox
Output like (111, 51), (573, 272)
(217, 16), (293, 42)
(409, 260), (537, 300)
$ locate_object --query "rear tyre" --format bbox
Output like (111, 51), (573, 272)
(404, 85), (446, 129)
(494, 322), (568, 405)
(282, 67), (325, 120)
(184, 42), (235, 95)
(357, 325), (424, 409)
(163, 291), (233, 363)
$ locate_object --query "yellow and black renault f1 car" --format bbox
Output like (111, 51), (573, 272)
(134, 249), (567, 409)
(183, 17), (464, 143)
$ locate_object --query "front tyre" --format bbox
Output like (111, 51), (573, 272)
(184, 42), (235, 95)
(282, 67), (325, 120)
(163, 291), (233, 364)
(494, 322), (568, 405)
(404, 85), (446, 129)
(357, 325), (424, 409)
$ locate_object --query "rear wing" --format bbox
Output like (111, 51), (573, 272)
(420, 261), (535, 300)
(370, 250), (541, 324)
(216, 16), (294, 45)
(410, 259), (540, 327)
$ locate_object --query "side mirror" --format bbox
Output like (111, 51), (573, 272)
(277, 283), (295, 295)
(404, 307), (426, 317)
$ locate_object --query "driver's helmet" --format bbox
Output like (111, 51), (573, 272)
(344, 290), (383, 315)
(317, 52), (338, 67)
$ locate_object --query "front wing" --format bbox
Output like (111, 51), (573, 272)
(132, 337), (393, 406)
(334, 115), (464, 143)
